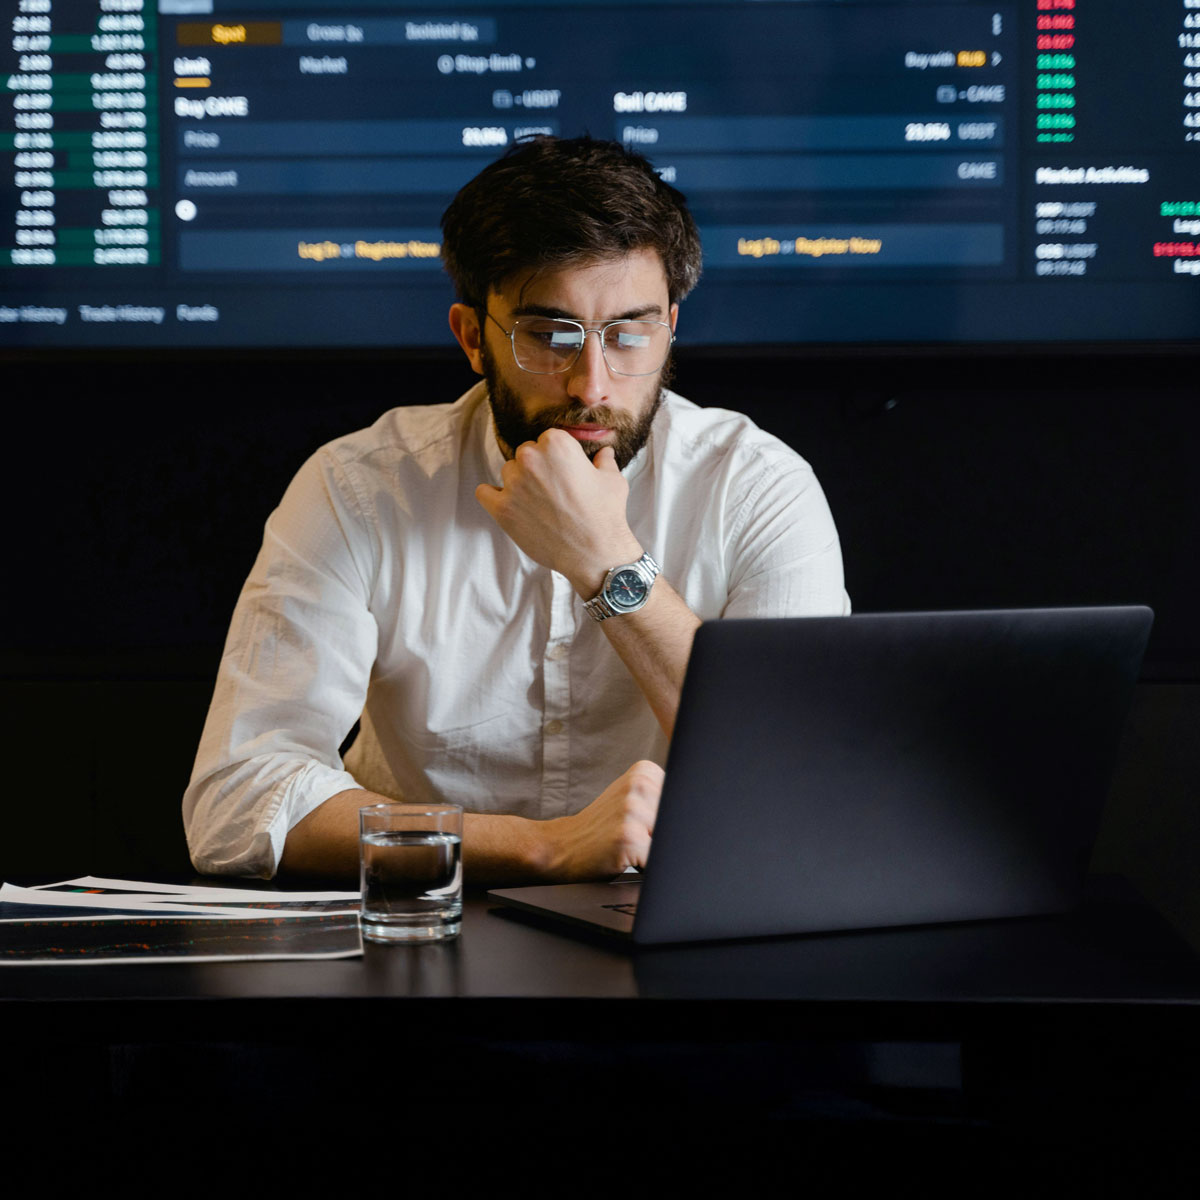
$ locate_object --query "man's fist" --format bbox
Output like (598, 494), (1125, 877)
(475, 430), (643, 596)
(541, 759), (664, 880)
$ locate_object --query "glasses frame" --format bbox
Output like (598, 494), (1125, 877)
(484, 310), (675, 377)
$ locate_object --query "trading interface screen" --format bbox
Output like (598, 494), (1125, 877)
(3, 0), (1199, 348)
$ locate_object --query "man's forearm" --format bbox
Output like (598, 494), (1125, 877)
(277, 757), (664, 886)
(589, 574), (700, 739)
(278, 787), (558, 884)
(277, 788), (374, 878)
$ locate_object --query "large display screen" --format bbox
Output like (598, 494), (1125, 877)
(2, 0), (1198, 348)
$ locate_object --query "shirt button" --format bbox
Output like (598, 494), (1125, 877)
(545, 719), (564, 735)
(547, 643), (567, 662)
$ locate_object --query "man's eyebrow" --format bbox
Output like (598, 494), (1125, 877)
(510, 302), (665, 321)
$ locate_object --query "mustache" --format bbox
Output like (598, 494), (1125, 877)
(548, 404), (625, 429)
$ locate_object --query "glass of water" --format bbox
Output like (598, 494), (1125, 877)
(358, 803), (463, 942)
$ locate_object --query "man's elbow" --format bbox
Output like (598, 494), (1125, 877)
(182, 772), (281, 879)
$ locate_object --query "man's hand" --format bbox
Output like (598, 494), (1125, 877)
(475, 430), (643, 596)
(540, 759), (664, 880)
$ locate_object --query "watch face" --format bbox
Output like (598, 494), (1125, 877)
(607, 568), (649, 610)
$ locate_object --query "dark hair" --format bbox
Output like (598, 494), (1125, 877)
(440, 136), (702, 307)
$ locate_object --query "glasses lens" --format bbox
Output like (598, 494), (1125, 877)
(601, 322), (672, 375)
(509, 318), (672, 375)
(511, 319), (584, 373)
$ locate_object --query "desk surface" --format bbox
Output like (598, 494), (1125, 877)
(4, 881), (1200, 1047)
(4, 879), (1199, 1158)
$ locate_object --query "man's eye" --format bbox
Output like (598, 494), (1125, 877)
(613, 331), (651, 350)
(521, 322), (581, 348)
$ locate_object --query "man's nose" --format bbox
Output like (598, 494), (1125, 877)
(565, 330), (612, 405)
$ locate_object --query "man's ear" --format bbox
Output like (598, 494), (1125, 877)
(449, 303), (485, 376)
(669, 302), (679, 333)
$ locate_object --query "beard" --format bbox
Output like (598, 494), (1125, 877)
(482, 340), (670, 472)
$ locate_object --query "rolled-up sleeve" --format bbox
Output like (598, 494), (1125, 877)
(183, 448), (380, 877)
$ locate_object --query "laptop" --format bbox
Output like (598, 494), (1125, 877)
(488, 607), (1153, 945)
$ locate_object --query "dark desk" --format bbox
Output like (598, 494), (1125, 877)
(3, 881), (1199, 1186)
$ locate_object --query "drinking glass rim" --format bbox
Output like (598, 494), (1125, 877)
(360, 802), (463, 816)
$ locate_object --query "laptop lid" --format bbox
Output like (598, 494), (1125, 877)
(491, 606), (1153, 946)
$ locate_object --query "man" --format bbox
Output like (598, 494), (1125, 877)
(183, 136), (848, 882)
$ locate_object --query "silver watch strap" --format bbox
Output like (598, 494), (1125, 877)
(583, 552), (660, 622)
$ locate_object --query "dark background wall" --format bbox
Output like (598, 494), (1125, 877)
(3, 350), (1197, 943)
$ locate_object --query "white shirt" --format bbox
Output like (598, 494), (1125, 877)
(183, 384), (849, 876)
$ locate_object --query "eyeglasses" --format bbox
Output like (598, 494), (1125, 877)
(485, 311), (674, 376)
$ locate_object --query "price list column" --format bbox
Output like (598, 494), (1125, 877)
(1184, 0), (1200, 142)
(1034, 0), (1077, 144)
(1157, 0), (1200, 275)
(3, 0), (159, 270)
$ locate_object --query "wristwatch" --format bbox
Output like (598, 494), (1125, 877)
(583, 552), (661, 622)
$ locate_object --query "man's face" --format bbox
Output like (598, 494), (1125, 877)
(464, 248), (678, 471)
